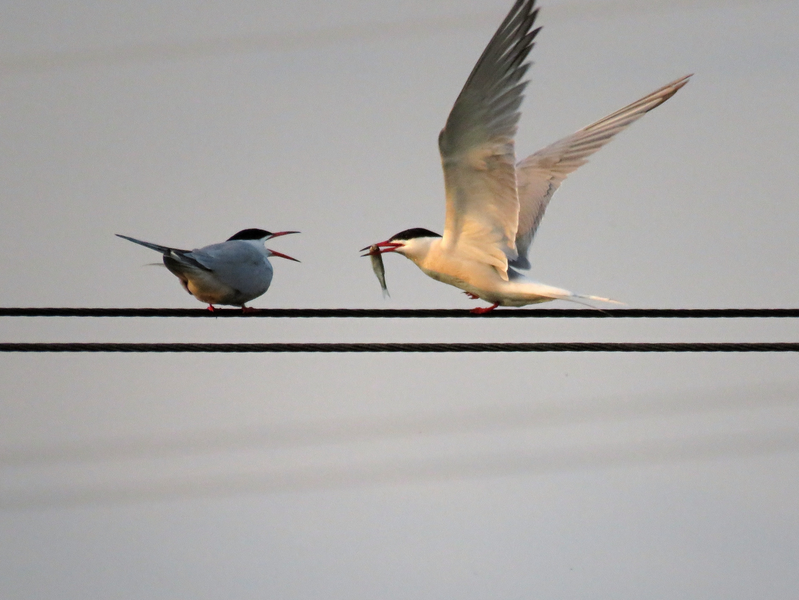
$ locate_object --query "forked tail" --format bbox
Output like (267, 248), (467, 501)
(116, 234), (173, 254)
(563, 293), (627, 310)
(575, 293), (625, 305)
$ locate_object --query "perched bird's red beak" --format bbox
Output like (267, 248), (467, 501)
(265, 231), (299, 261)
(267, 249), (300, 262)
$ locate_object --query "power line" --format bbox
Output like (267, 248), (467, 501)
(2, 308), (799, 318)
(1, 342), (798, 353)
(4, 308), (796, 351)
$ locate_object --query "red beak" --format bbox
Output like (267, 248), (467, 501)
(359, 240), (404, 255)
(265, 231), (299, 261)
(268, 249), (300, 262)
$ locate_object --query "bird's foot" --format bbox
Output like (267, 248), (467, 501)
(241, 306), (256, 314)
(463, 292), (479, 299)
(470, 302), (499, 315)
(206, 305), (217, 312)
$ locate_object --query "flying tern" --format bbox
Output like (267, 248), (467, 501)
(362, 0), (690, 314)
(117, 228), (299, 311)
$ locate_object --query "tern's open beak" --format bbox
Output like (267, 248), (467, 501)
(359, 241), (404, 256)
(268, 249), (300, 262)
(267, 231), (300, 239)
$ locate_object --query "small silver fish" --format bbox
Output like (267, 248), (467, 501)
(367, 244), (389, 298)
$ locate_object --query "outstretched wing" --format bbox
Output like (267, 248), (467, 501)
(438, 0), (540, 280)
(510, 74), (692, 270)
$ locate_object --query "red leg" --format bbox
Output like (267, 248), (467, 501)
(463, 292), (479, 300)
(470, 302), (499, 315)
(241, 306), (256, 314)
(207, 305), (216, 312)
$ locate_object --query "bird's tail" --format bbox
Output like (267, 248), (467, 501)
(116, 234), (172, 255)
(574, 293), (625, 305)
(564, 293), (626, 310)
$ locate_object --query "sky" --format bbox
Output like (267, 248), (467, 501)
(1, 0), (798, 598)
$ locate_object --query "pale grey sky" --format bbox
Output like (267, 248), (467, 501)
(1, 1), (798, 599)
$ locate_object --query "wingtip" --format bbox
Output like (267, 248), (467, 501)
(643, 74), (693, 110)
(666, 74), (693, 93)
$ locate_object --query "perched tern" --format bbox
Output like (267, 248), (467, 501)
(362, 0), (690, 314)
(117, 228), (299, 311)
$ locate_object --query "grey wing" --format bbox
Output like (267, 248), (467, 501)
(438, 0), (540, 279)
(510, 74), (692, 270)
(188, 241), (272, 297)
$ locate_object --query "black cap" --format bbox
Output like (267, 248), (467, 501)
(227, 228), (272, 241)
(390, 228), (442, 241)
